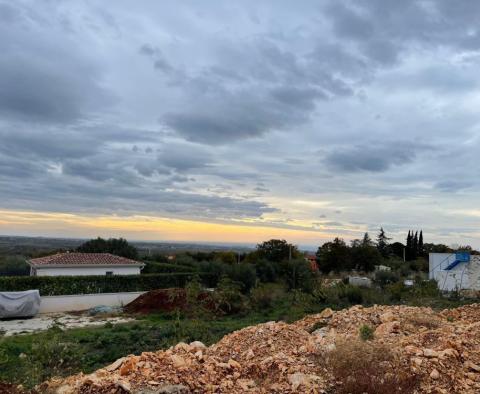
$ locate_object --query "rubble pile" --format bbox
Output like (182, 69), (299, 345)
(41, 304), (480, 393)
(123, 289), (187, 315)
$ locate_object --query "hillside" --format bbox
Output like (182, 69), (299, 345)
(40, 304), (480, 393)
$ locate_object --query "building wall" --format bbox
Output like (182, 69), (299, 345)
(429, 253), (480, 291)
(39, 291), (145, 313)
(429, 253), (457, 280)
(35, 266), (141, 276)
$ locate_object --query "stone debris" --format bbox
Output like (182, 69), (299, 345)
(40, 304), (480, 393)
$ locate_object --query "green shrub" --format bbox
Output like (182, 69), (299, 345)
(142, 262), (196, 274)
(254, 259), (277, 283)
(250, 283), (287, 309)
(0, 273), (212, 296)
(211, 276), (247, 315)
(359, 324), (374, 341)
(375, 270), (399, 288)
(344, 285), (364, 304)
(0, 256), (30, 276)
(224, 263), (257, 293)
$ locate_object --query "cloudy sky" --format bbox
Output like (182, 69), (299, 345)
(1, 0), (480, 248)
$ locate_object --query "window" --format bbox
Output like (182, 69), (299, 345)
(106, 271), (113, 276)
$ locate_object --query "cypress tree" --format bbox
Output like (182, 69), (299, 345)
(406, 231), (412, 260)
(413, 231), (418, 259)
(419, 230), (424, 257)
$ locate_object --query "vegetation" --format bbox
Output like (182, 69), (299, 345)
(0, 273), (206, 295)
(0, 256), (29, 276)
(1, 232), (479, 388)
(359, 324), (374, 341)
(318, 340), (419, 394)
(76, 237), (138, 259)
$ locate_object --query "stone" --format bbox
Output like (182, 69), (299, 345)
(379, 311), (395, 323)
(319, 308), (333, 318)
(465, 361), (480, 372)
(430, 369), (440, 380)
(423, 349), (439, 358)
(228, 359), (241, 369)
(120, 358), (138, 376)
(170, 355), (186, 368)
(288, 372), (321, 390)
(174, 342), (191, 352)
(105, 357), (126, 372)
(189, 341), (206, 350)
(375, 321), (400, 336)
(115, 380), (131, 392)
(135, 385), (190, 394)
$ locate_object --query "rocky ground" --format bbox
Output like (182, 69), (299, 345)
(38, 304), (480, 393)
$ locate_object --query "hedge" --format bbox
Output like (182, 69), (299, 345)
(0, 273), (209, 296)
(142, 262), (197, 274)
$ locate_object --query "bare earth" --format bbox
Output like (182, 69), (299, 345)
(0, 313), (133, 336)
(41, 304), (480, 393)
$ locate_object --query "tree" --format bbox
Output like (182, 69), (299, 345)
(77, 237), (138, 259)
(316, 238), (351, 273)
(362, 232), (374, 246)
(376, 227), (391, 258)
(412, 231), (418, 259)
(256, 239), (299, 262)
(390, 242), (405, 260)
(351, 243), (382, 272)
(418, 230), (424, 257)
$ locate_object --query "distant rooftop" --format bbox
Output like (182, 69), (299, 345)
(28, 252), (143, 267)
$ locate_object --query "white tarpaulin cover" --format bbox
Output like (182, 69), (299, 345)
(0, 290), (41, 318)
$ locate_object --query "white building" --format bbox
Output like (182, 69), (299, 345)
(429, 252), (480, 291)
(28, 252), (144, 276)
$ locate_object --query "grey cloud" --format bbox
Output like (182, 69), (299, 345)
(139, 44), (174, 74)
(325, 142), (422, 173)
(435, 180), (474, 193)
(157, 143), (212, 171)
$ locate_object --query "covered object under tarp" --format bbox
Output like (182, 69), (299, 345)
(0, 290), (41, 318)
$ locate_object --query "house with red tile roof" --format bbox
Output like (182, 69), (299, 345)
(28, 252), (144, 276)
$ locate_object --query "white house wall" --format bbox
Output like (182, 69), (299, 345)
(35, 266), (141, 276)
(429, 253), (457, 280)
(39, 291), (145, 313)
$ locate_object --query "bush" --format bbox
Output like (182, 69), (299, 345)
(278, 259), (315, 292)
(375, 270), (399, 288)
(254, 259), (277, 283)
(224, 264), (257, 293)
(0, 273), (211, 296)
(142, 262), (196, 274)
(0, 256), (30, 276)
(343, 285), (364, 304)
(250, 283), (287, 309)
(359, 324), (374, 341)
(318, 340), (419, 394)
(211, 276), (247, 315)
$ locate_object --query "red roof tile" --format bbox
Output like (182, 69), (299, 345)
(28, 253), (143, 267)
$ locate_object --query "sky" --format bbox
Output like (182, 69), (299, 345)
(1, 0), (480, 248)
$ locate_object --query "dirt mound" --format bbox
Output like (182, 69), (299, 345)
(124, 289), (187, 314)
(41, 304), (480, 393)
(0, 382), (34, 394)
